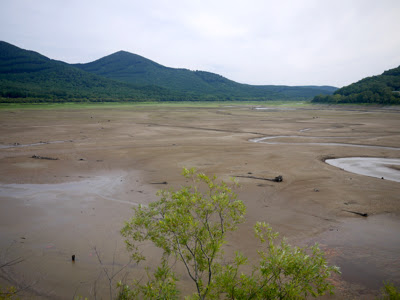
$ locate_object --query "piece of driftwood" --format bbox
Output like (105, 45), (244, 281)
(31, 155), (58, 160)
(343, 210), (368, 217)
(235, 175), (283, 182)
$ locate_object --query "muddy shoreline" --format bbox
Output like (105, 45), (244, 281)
(1, 104), (399, 299)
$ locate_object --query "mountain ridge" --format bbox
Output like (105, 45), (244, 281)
(1, 41), (338, 102)
(74, 50), (337, 97)
(0, 41), (179, 102)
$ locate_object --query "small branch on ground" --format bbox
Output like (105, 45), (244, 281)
(235, 175), (283, 182)
(343, 210), (368, 217)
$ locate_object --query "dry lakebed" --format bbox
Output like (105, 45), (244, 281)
(0, 103), (399, 299)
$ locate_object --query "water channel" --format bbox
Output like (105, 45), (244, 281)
(250, 135), (400, 182)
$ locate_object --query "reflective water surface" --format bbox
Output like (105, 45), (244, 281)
(326, 157), (400, 182)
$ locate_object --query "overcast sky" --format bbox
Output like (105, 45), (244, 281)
(1, 0), (399, 87)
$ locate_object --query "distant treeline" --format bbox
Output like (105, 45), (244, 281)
(312, 65), (400, 104)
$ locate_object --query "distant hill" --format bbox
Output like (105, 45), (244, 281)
(0, 41), (179, 102)
(74, 51), (337, 100)
(0, 41), (337, 103)
(312, 65), (400, 104)
(74, 51), (204, 91)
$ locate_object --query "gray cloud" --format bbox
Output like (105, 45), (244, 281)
(1, 0), (399, 87)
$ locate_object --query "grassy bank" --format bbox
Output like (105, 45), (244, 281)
(0, 100), (311, 110)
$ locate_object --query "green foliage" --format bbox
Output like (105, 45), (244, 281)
(117, 259), (180, 300)
(0, 41), (187, 103)
(121, 168), (339, 299)
(1, 41), (336, 103)
(0, 286), (18, 300)
(75, 51), (336, 101)
(212, 222), (339, 299)
(121, 168), (246, 299)
(312, 65), (400, 104)
(380, 282), (400, 300)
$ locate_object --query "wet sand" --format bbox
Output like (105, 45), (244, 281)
(1, 103), (400, 299)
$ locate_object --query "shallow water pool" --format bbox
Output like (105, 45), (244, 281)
(325, 157), (400, 182)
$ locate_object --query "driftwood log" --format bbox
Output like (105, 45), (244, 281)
(235, 175), (283, 182)
(31, 155), (58, 160)
(343, 210), (368, 217)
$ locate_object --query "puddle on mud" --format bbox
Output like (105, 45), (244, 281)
(0, 175), (137, 206)
(0, 174), (154, 298)
(299, 128), (311, 132)
(250, 135), (400, 181)
(310, 214), (400, 290)
(326, 157), (400, 182)
(251, 135), (400, 292)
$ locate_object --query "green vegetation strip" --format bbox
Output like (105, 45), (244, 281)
(0, 100), (311, 110)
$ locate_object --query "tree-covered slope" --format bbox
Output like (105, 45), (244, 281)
(74, 51), (208, 93)
(1, 41), (336, 102)
(74, 51), (337, 100)
(312, 65), (400, 104)
(0, 41), (179, 102)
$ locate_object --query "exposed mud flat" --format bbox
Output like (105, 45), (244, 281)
(1, 104), (400, 299)
(0, 172), (158, 298)
(307, 213), (400, 299)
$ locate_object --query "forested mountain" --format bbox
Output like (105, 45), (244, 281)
(1, 41), (337, 103)
(312, 65), (400, 104)
(74, 51), (337, 100)
(0, 41), (180, 102)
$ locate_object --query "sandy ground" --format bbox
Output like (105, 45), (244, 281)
(0, 103), (399, 299)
